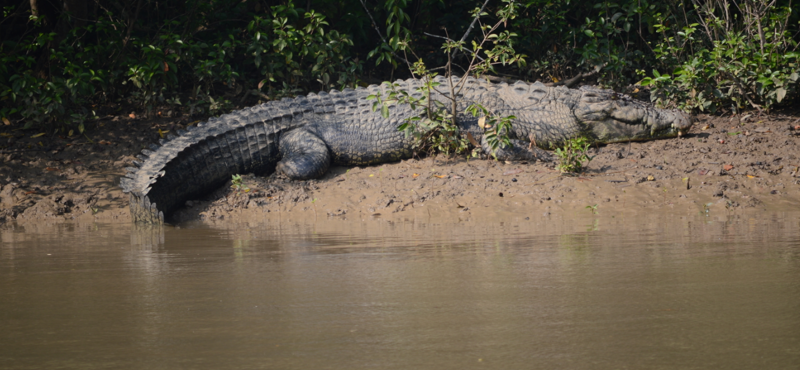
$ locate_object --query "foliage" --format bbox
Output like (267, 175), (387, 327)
(639, 1), (800, 112)
(245, 4), (361, 92)
(1, 0), (799, 135)
(510, 0), (665, 87)
(382, 73), (474, 157)
(369, 0), (525, 159)
(366, 0), (413, 69)
(0, 0), (360, 130)
(554, 136), (594, 173)
(465, 103), (514, 157)
(510, 0), (799, 112)
(1, 26), (111, 131)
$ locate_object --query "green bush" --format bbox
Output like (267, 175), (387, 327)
(245, 3), (361, 93)
(555, 137), (594, 173)
(509, 0), (799, 112)
(1, 0), (799, 133)
(0, 0), (360, 130)
(640, 1), (799, 112)
(1, 29), (108, 132)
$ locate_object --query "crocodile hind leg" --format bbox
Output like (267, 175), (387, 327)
(277, 128), (331, 180)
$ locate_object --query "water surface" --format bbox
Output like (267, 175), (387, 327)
(2, 212), (799, 369)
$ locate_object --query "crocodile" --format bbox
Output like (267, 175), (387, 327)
(121, 76), (692, 223)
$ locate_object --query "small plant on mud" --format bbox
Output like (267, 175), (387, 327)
(586, 204), (598, 215)
(366, 0), (525, 159)
(230, 174), (250, 194)
(554, 137), (594, 173)
(377, 61), (476, 157)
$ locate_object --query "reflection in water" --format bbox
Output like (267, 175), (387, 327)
(1, 212), (799, 369)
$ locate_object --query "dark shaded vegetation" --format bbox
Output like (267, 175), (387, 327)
(1, 0), (798, 135)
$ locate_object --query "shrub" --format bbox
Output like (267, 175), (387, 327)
(0, 0), (361, 130)
(554, 137), (594, 173)
(369, 0), (525, 159)
(639, 1), (799, 112)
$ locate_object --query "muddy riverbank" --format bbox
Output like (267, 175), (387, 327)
(1, 108), (799, 225)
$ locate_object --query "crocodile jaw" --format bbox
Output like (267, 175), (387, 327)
(575, 87), (693, 143)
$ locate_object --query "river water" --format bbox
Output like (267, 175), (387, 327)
(2, 212), (799, 369)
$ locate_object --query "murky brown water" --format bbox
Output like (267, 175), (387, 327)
(2, 212), (800, 369)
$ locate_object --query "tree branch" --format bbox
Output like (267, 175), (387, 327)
(545, 63), (606, 88)
(450, 0), (492, 61)
(423, 32), (485, 62)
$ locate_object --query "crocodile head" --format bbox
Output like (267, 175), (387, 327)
(574, 86), (692, 143)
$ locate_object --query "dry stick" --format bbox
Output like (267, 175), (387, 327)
(545, 64), (606, 88)
(451, 0), (493, 62)
(755, 7), (765, 54)
(680, 0), (693, 55)
(722, 0), (731, 34)
(527, 134), (539, 160)
(693, 0), (716, 46)
(114, 0), (142, 65)
(426, 16), (507, 104)
(426, 0), (497, 99)
(423, 32), (485, 62)
(481, 60), (602, 87)
(784, 0), (797, 51)
(447, 42), (458, 126)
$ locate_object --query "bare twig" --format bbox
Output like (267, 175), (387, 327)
(113, 0), (142, 66)
(428, 64), (468, 74)
(544, 63), (606, 88)
(423, 32), (486, 62)
(452, 18), (507, 96)
(453, 0), (493, 60)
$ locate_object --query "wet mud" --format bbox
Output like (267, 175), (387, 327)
(2, 109), (799, 225)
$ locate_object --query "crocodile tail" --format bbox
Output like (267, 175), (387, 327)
(120, 98), (309, 224)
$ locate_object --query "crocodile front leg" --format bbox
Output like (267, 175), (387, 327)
(277, 128), (331, 180)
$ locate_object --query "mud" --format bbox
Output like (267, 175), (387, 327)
(2, 108), (799, 225)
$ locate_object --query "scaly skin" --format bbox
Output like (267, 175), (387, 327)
(121, 76), (692, 223)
